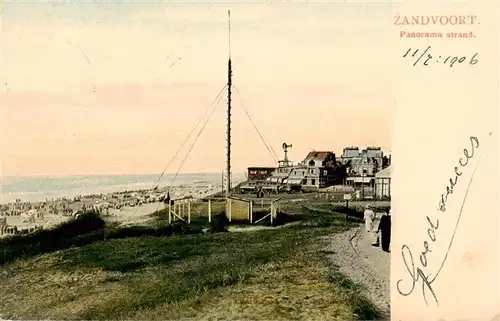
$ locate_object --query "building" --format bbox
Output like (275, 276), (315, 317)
(242, 149), (348, 193)
(341, 146), (386, 171)
(340, 147), (360, 164)
(247, 167), (275, 181)
(341, 147), (383, 194)
(283, 165), (307, 187)
(347, 157), (376, 176)
(250, 150), (346, 192)
(375, 165), (391, 199)
(303, 151), (337, 167)
(298, 151), (346, 189)
(383, 155), (391, 168)
(365, 146), (384, 166)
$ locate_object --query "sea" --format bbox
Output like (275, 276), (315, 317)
(0, 173), (246, 204)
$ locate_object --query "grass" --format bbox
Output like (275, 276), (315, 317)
(0, 202), (385, 320)
(326, 261), (382, 320)
(0, 211), (206, 265)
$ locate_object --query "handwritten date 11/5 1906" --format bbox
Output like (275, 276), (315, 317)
(403, 46), (479, 67)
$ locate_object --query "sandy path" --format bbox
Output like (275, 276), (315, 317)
(105, 202), (165, 226)
(323, 220), (390, 319)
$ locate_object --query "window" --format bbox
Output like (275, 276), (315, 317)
(311, 179), (316, 185)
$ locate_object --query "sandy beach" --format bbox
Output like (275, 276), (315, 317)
(1, 202), (168, 234)
(104, 202), (166, 226)
(0, 181), (226, 237)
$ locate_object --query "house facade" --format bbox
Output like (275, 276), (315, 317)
(347, 157), (377, 176)
(340, 147), (360, 164)
(365, 146), (384, 168)
(247, 167), (275, 181)
(298, 151), (346, 189)
(342, 146), (387, 179)
(374, 165), (391, 199)
(242, 147), (388, 194)
(258, 150), (346, 192)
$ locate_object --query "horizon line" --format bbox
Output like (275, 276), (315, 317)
(2, 147), (391, 178)
(1, 172), (247, 179)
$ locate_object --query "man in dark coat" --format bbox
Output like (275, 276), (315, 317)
(164, 191), (174, 205)
(377, 209), (392, 252)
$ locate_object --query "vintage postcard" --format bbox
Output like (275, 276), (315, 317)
(0, 1), (497, 320)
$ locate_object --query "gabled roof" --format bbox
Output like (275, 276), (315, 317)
(375, 165), (391, 178)
(305, 151), (334, 161)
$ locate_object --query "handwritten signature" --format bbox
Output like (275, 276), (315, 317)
(397, 135), (489, 306)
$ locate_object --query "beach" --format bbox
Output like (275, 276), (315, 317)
(0, 174), (246, 237)
(0, 173), (245, 204)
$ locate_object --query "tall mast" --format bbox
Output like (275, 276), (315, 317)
(226, 9), (232, 197)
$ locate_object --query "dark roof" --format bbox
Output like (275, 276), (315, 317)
(305, 151), (334, 161)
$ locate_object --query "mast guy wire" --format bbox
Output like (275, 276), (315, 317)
(168, 86), (226, 189)
(233, 85), (279, 162)
(149, 85), (227, 215)
(152, 84), (228, 190)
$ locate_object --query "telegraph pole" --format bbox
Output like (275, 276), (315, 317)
(226, 10), (232, 197)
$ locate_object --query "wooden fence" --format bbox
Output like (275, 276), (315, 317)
(167, 197), (227, 224)
(166, 196), (282, 225)
(226, 196), (281, 224)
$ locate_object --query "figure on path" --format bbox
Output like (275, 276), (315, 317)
(377, 209), (392, 252)
(363, 204), (375, 232)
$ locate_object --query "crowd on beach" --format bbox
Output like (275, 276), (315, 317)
(1, 177), (389, 241)
(363, 204), (391, 253)
(0, 181), (223, 238)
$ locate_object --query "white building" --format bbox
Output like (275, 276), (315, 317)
(374, 165), (391, 199)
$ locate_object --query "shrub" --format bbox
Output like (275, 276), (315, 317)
(209, 213), (229, 233)
(0, 210), (106, 264)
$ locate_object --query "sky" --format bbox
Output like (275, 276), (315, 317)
(1, 1), (392, 176)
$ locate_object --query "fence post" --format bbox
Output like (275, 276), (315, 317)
(188, 201), (191, 224)
(168, 200), (172, 224)
(228, 198), (232, 222)
(270, 201), (274, 225)
(249, 200), (253, 224)
(208, 199), (212, 223)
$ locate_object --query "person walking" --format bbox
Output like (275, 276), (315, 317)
(363, 204), (375, 232)
(377, 209), (392, 252)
